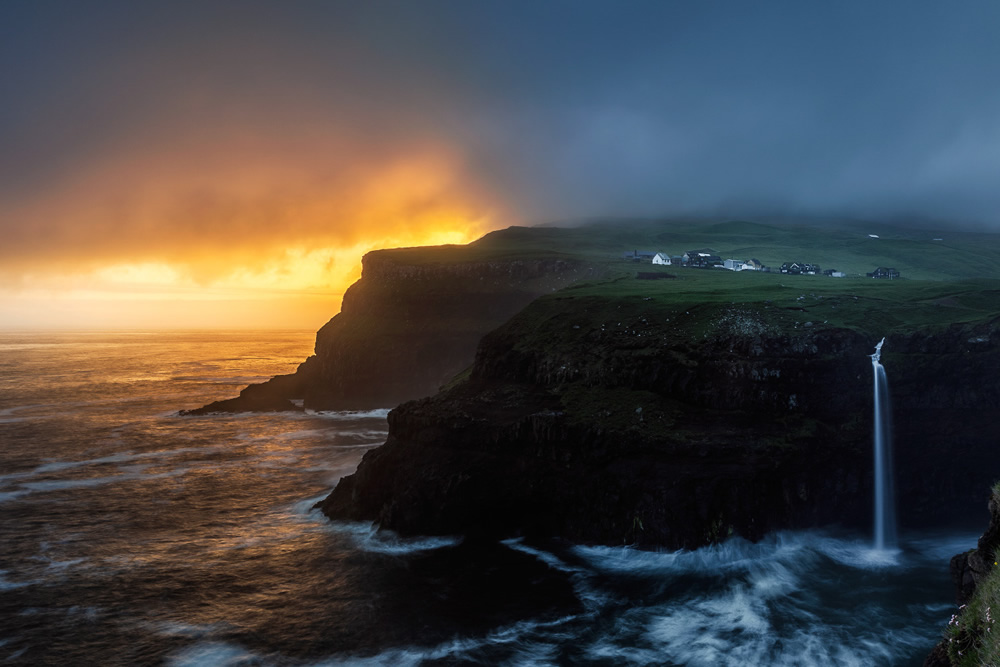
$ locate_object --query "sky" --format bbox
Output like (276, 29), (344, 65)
(2, 1), (999, 329)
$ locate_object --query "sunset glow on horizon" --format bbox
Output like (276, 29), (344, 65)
(4, 2), (1000, 329)
(0, 140), (499, 329)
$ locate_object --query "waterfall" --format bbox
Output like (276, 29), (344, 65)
(870, 338), (897, 550)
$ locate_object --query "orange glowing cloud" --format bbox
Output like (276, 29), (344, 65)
(0, 131), (503, 329)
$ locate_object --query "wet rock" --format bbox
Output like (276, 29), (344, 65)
(320, 312), (1000, 549)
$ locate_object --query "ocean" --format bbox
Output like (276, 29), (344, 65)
(0, 331), (970, 665)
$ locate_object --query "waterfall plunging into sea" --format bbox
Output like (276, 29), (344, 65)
(870, 338), (897, 550)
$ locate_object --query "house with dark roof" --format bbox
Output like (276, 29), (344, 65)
(867, 267), (900, 279)
(779, 262), (820, 275)
(623, 250), (657, 262)
(683, 249), (722, 268)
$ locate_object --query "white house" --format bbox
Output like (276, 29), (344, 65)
(652, 252), (671, 265)
(723, 259), (744, 271)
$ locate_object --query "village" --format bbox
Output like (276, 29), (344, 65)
(622, 249), (901, 279)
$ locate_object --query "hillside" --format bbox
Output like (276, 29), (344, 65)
(184, 217), (1000, 415)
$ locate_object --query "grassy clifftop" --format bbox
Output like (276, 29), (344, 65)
(513, 270), (1000, 346)
(447, 217), (1000, 346)
(424, 217), (1000, 281)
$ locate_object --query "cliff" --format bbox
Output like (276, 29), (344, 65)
(320, 282), (1000, 549)
(183, 233), (593, 414)
(925, 486), (1000, 666)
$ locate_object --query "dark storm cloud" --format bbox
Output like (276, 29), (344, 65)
(2, 0), (999, 274)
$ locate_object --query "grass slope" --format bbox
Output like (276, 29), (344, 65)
(383, 216), (1000, 284)
(382, 217), (999, 339)
(944, 483), (1000, 666)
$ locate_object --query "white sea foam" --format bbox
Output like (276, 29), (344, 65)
(324, 521), (461, 554)
(33, 445), (226, 474)
(166, 641), (257, 667)
(2, 647), (27, 661)
(290, 493), (331, 517)
(825, 543), (902, 569)
(0, 489), (31, 503)
(501, 539), (613, 611)
(316, 633), (497, 666)
(306, 408), (392, 420)
(323, 443), (385, 450)
(571, 529), (949, 667)
(0, 405), (43, 417)
(502, 538), (584, 574)
(328, 429), (390, 439)
(149, 620), (222, 639)
(0, 404), (46, 423)
(0, 570), (31, 590)
(43, 557), (88, 572)
(573, 534), (798, 576)
(634, 609), (918, 667)
(574, 530), (910, 577)
(21, 469), (186, 493)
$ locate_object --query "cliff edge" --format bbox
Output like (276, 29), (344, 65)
(925, 485), (1000, 666)
(319, 278), (1000, 549)
(183, 229), (594, 414)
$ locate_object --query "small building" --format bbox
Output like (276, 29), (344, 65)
(723, 259), (744, 271)
(652, 252), (671, 265)
(780, 262), (820, 275)
(742, 258), (765, 271)
(867, 267), (900, 279)
(623, 250), (657, 262)
(823, 269), (846, 278)
(684, 249), (722, 268)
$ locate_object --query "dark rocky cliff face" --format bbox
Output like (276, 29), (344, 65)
(304, 254), (587, 410)
(320, 296), (1000, 549)
(182, 250), (590, 414)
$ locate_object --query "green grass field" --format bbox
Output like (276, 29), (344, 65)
(387, 216), (1000, 280)
(379, 217), (1000, 338)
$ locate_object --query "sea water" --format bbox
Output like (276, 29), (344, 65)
(0, 331), (968, 665)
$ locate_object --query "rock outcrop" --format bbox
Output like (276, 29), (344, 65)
(320, 289), (1000, 549)
(952, 493), (1000, 606)
(182, 233), (592, 415)
(924, 488), (1000, 666)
